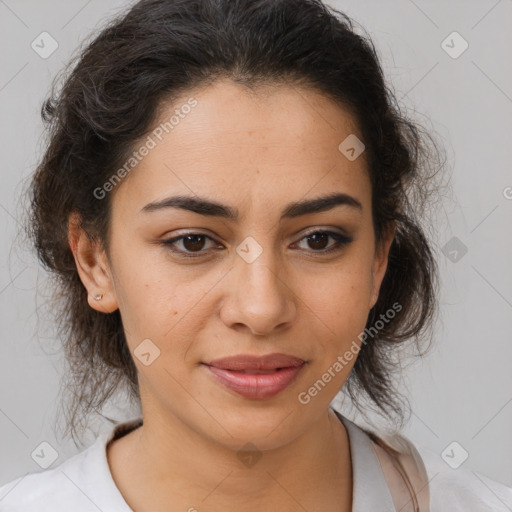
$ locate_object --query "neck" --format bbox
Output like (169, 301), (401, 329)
(108, 407), (352, 512)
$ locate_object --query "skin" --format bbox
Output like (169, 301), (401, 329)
(68, 78), (394, 512)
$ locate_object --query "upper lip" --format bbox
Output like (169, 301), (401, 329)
(203, 353), (305, 371)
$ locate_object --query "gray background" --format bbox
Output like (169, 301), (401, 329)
(1, 0), (511, 489)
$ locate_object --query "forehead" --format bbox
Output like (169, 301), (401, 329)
(112, 79), (370, 216)
(158, 79), (364, 163)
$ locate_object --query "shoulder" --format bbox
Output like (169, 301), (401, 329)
(413, 442), (512, 512)
(364, 423), (512, 512)
(0, 433), (110, 512)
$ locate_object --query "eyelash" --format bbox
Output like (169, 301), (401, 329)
(161, 230), (353, 259)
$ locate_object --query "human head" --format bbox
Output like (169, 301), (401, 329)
(28, 0), (442, 443)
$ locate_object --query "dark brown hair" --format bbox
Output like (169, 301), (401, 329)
(27, 0), (446, 444)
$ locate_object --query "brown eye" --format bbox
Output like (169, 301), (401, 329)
(294, 230), (353, 254)
(181, 234), (206, 252)
(162, 233), (220, 257)
(306, 232), (330, 250)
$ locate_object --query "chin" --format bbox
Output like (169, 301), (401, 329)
(199, 401), (306, 447)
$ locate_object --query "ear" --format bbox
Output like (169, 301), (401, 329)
(369, 223), (395, 310)
(68, 212), (119, 314)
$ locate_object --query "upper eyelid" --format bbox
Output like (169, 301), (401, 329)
(165, 227), (350, 241)
(164, 228), (352, 251)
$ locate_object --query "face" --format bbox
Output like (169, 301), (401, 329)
(72, 79), (393, 450)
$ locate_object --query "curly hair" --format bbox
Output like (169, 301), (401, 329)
(26, 0), (446, 444)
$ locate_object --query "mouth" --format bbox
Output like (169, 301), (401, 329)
(201, 354), (306, 399)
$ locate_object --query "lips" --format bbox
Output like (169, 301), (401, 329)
(204, 353), (305, 372)
(202, 353), (306, 399)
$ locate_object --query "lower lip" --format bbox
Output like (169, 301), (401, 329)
(203, 364), (305, 399)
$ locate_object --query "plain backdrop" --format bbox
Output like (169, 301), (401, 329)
(0, 0), (511, 489)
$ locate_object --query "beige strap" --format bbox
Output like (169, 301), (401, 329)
(368, 431), (430, 512)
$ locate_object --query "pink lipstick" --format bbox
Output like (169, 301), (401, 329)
(202, 353), (305, 399)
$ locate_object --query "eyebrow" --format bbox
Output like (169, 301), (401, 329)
(140, 192), (363, 220)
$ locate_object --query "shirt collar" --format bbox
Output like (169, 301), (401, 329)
(100, 411), (396, 511)
(332, 408), (397, 511)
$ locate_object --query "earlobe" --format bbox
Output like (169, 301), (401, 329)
(68, 212), (119, 314)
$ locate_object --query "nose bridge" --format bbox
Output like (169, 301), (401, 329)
(237, 241), (285, 304)
(241, 257), (280, 296)
(221, 237), (296, 334)
(237, 228), (287, 288)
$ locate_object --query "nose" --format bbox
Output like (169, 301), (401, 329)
(219, 254), (297, 336)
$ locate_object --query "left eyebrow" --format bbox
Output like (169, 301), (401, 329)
(140, 192), (363, 220)
(282, 192), (362, 218)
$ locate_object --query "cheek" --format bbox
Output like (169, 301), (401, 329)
(326, 277), (372, 338)
(109, 239), (204, 343)
(118, 277), (206, 346)
(303, 255), (374, 349)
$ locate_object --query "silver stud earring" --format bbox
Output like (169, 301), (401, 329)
(94, 293), (104, 301)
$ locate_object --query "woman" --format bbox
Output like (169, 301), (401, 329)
(1, 0), (511, 510)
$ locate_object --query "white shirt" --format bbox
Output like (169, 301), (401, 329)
(1, 411), (511, 511)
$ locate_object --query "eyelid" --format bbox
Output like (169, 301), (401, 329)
(162, 232), (221, 256)
(161, 227), (354, 258)
(291, 229), (353, 253)
(296, 226), (353, 239)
